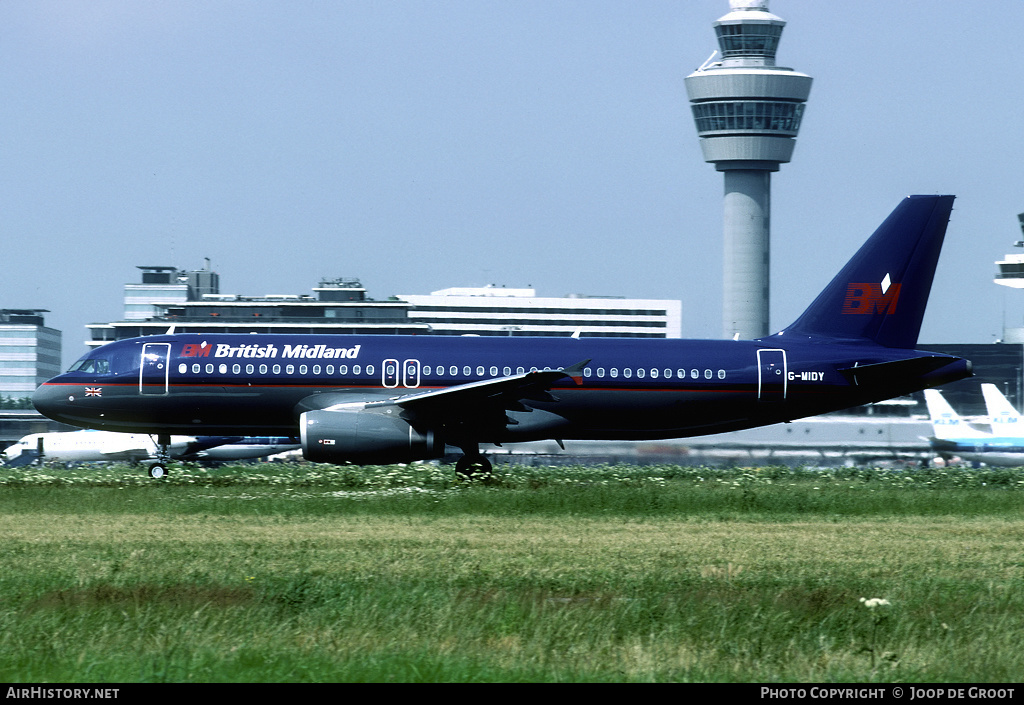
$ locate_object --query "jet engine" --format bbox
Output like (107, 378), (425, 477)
(300, 407), (445, 465)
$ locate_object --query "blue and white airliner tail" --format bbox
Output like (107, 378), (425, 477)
(924, 389), (992, 442)
(980, 384), (1024, 437)
(925, 386), (1024, 467)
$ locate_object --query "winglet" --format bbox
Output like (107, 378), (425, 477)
(560, 359), (591, 386)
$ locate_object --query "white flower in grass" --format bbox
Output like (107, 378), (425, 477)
(859, 597), (891, 609)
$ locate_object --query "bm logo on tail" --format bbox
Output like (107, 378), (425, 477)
(842, 274), (901, 315)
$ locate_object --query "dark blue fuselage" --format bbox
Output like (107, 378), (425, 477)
(33, 332), (969, 442)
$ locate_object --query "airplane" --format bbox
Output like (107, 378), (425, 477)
(923, 385), (1024, 467)
(1, 429), (299, 469)
(33, 195), (972, 478)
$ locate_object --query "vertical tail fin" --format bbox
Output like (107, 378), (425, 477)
(981, 384), (1024, 437)
(777, 195), (955, 348)
(924, 389), (991, 441)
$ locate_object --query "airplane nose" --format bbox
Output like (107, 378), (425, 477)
(32, 383), (65, 422)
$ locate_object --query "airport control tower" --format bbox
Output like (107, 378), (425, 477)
(685, 0), (812, 339)
(993, 213), (1024, 342)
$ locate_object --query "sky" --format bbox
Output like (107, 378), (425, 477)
(3, 0), (1023, 366)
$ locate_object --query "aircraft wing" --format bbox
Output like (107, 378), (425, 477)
(378, 360), (589, 413)
(177, 436), (246, 459)
(98, 448), (149, 460)
(310, 360), (590, 436)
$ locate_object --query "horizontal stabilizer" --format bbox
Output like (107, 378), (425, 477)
(0, 449), (41, 467)
(839, 356), (962, 388)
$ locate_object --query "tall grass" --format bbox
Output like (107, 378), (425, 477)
(1, 462), (1022, 682)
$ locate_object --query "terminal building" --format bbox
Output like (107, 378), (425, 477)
(0, 309), (66, 449)
(85, 265), (683, 349)
(0, 309), (61, 401)
(398, 286), (682, 338)
(87, 266), (429, 348)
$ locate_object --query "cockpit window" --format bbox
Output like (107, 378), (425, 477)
(67, 358), (110, 374)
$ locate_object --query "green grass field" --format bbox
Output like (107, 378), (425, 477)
(1, 462), (1022, 682)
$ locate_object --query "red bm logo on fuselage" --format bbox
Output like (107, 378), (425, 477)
(182, 343), (213, 357)
(841, 282), (901, 315)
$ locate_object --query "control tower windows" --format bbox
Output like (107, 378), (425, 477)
(691, 101), (804, 135)
(715, 23), (782, 58)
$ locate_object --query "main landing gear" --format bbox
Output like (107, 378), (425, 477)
(455, 441), (493, 479)
(147, 433), (172, 479)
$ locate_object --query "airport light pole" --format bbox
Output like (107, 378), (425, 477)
(685, 0), (812, 339)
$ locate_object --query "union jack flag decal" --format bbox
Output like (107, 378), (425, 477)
(84, 387), (102, 397)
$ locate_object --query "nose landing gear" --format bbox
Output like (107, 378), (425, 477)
(146, 433), (172, 479)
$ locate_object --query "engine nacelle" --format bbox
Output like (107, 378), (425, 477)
(300, 408), (445, 465)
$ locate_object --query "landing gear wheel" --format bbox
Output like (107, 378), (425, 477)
(147, 463), (168, 479)
(455, 454), (493, 479)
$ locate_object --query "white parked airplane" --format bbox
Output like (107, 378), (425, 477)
(924, 386), (1024, 466)
(1, 430), (298, 468)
